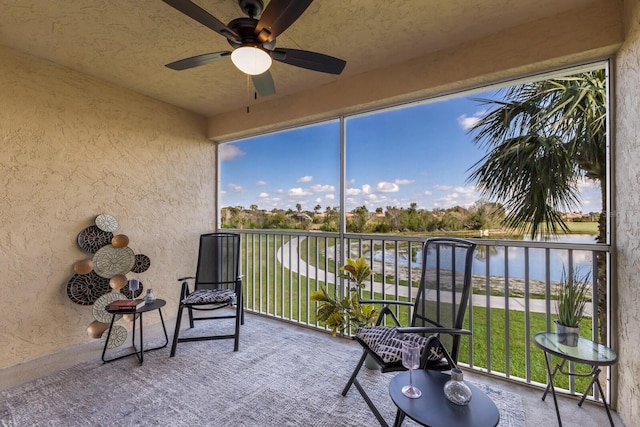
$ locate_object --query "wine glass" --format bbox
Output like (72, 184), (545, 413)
(128, 278), (140, 299)
(401, 341), (422, 398)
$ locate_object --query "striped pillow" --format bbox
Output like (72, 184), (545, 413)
(182, 289), (236, 305)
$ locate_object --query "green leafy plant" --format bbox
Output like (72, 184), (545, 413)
(311, 257), (378, 336)
(555, 266), (591, 328)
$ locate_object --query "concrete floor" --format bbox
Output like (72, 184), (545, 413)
(464, 369), (624, 426)
(1, 316), (625, 427)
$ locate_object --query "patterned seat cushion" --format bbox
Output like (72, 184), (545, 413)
(355, 326), (445, 365)
(182, 289), (236, 305)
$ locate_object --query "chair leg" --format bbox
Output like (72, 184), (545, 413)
(343, 351), (389, 427)
(170, 304), (184, 357)
(342, 350), (368, 396)
(188, 306), (194, 329)
(233, 300), (241, 351)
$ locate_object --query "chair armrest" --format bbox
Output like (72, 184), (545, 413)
(396, 326), (472, 336)
(359, 299), (413, 307)
(177, 276), (195, 282)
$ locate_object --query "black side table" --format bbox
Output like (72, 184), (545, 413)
(533, 332), (618, 427)
(101, 299), (168, 365)
(389, 370), (500, 427)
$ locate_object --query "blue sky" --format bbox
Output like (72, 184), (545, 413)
(220, 90), (601, 213)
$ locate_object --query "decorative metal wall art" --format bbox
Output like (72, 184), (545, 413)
(95, 213), (119, 232)
(66, 272), (111, 305)
(66, 214), (152, 349)
(77, 225), (113, 254)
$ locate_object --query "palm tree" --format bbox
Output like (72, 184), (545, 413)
(467, 70), (607, 341)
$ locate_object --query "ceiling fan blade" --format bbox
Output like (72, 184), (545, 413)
(162, 0), (241, 43)
(254, 0), (313, 43)
(165, 52), (231, 70)
(273, 48), (346, 75)
(252, 71), (276, 97)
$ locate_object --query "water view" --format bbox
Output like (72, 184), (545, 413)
(372, 234), (599, 283)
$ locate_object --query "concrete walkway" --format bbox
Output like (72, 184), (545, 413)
(277, 236), (593, 317)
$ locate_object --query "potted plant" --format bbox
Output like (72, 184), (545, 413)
(554, 266), (591, 346)
(310, 257), (378, 337)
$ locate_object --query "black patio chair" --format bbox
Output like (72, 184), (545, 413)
(170, 232), (243, 356)
(341, 237), (477, 426)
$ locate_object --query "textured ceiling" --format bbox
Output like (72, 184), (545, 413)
(0, 0), (601, 117)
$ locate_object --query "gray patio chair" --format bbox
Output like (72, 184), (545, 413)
(170, 232), (243, 356)
(342, 237), (477, 426)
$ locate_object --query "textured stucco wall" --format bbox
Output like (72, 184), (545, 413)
(0, 45), (213, 369)
(615, 0), (640, 424)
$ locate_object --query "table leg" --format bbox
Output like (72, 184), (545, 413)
(542, 357), (566, 401)
(392, 409), (405, 427)
(101, 314), (117, 363)
(542, 351), (563, 427)
(101, 308), (168, 364)
(576, 368), (614, 427)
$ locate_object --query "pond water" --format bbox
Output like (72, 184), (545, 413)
(372, 234), (599, 283)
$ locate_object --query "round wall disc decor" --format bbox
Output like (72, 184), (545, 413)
(132, 254), (151, 274)
(66, 272), (111, 305)
(93, 245), (136, 278)
(77, 226), (113, 254)
(111, 234), (129, 248)
(101, 325), (127, 349)
(109, 274), (128, 290)
(95, 213), (118, 232)
(92, 292), (127, 323)
(73, 259), (95, 275)
(86, 320), (110, 339)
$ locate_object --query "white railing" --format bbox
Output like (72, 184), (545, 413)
(232, 229), (612, 402)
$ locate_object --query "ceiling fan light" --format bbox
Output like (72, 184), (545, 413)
(231, 46), (272, 75)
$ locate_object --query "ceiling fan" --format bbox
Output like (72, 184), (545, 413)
(162, 0), (347, 97)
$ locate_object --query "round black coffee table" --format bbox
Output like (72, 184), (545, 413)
(389, 370), (500, 427)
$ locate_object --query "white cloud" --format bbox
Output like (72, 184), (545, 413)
(578, 178), (599, 190)
(297, 175), (313, 183)
(424, 190), (432, 196)
(457, 109), (487, 131)
(220, 190), (227, 196)
(452, 185), (477, 194)
(310, 184), (335, 193)
(276, 189), (284, 194)
(377, 181), (400, 193)
(362, 184), (373, 194)
(256, 180), (268, 186)
(433, 184), (453, 191)
(228, 183), (245, 193)
(259, 192), (269, 198)
(288, 187), (313, 197)
(219, 144), (245, 161)
(346, 188), (361, 195)
(325, 194), (335, 200)
(395, 179), (415, 185)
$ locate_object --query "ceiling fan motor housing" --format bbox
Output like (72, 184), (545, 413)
(227, 17), (276, 50)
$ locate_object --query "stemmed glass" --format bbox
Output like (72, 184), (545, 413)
(128, 278), (140, 299)
(401, 341), (422, 398)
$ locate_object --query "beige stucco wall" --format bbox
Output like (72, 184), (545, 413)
(0, 45), (213, 370)
(614, 0), (640, 423)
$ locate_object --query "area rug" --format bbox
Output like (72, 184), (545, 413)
(0, 314), (524, 426)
